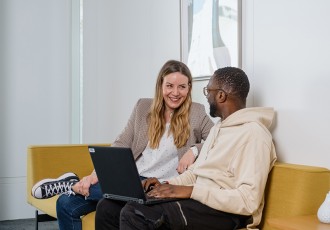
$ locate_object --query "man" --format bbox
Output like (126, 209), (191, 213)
(95, 67), (277, 230)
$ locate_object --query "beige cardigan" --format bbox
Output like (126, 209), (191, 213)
(112, 98), (214, 160)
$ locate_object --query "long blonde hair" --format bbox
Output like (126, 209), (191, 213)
(148, 60), (192, 149)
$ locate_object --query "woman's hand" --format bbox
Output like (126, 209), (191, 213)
(177, 149), (196, 174)
(72, 171), (98, 197)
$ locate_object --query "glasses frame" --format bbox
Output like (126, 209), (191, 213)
(203, 87), (229, 97)
(203, 87), (219, 96)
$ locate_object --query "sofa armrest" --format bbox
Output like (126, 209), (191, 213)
(260, 162), (330, 230)
(27, 144), (110, 207)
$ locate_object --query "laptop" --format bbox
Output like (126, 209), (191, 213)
(88, 146), (183, 205)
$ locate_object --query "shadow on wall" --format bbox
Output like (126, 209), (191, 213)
(252, 89), (280, 161)
(0, 1), (24, 221)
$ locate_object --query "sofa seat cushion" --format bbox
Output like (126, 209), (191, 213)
(30, 196), (59, 218)
(82, 211), (95, 229)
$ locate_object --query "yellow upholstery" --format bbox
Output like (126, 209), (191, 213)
(259, 162), (330, 229)
(27, 144), (110, 227)
(82, 211), (95, 229)
(27, 145), (330, 230)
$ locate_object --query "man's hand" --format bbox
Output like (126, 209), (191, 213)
(141, 177), (161, 192)
(147, 184), (193, 199)
(177, 149), (196, 174)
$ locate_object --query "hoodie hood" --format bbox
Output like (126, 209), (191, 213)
(220, 107), (275, 130)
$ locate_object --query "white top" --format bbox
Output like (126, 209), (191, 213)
(136, 123), (179, 180)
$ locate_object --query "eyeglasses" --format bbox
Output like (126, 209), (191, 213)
(203, 87), (229, 97)
(203, 87), (220, 96)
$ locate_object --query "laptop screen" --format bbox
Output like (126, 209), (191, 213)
(88, 146), (147, 200)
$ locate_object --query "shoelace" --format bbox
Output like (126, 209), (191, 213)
(64, 189), (76, 197)
(44, 180), (76, 197)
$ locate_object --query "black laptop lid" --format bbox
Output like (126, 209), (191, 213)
(88, 146), (146, 201)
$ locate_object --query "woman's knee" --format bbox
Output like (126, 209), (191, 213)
(56, 195), (70, 212)
(56, 195), (83, 218)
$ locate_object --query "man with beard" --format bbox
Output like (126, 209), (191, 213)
(95, 67), (277, 230)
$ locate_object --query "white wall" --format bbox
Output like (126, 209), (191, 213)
(82, 0), (181, 143)
(0, 0), (73, 220)
(243, 0), (330, 169)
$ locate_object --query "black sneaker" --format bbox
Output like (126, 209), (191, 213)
(31, 172), (79, 199)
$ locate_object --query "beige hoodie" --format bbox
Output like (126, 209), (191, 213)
(169, 107), (277, 229)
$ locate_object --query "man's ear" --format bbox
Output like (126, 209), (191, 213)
(218, 90), (228, 103)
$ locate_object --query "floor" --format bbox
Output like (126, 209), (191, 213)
(0, 218), (58, 230)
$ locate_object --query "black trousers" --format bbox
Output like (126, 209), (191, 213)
(95, 198), (251, 230)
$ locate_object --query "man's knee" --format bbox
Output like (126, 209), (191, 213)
(120, 203), (145, 229)
(120, 203), (135, 220)
(96, 199), (124, 229)
(120, 203), (167, 229)
(95, 198), (108, 221)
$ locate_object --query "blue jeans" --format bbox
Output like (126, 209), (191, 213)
(56, 183), (103, 230)
(56, 176), (147, 230)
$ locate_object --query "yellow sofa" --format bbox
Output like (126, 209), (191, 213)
(27, 144), (330, 230)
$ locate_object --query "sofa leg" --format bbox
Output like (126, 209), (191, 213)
(35, 209), (57, 230)
(35, 210), (38, 230)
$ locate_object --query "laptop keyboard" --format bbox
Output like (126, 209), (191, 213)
(145, 194), (157, 200)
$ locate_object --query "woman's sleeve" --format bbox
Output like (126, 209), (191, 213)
(112, 99), (141, 148)
(194, 104), (214, 153)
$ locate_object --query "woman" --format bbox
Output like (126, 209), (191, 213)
(31, 60), (214, 230)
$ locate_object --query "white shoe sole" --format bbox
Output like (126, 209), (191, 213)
(31, 172), (79, 196)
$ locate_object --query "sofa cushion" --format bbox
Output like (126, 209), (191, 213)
(82, 212), (95, 230)
(259, 162), (330, 229)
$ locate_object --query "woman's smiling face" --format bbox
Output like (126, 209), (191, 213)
(162, 72), (190, 111)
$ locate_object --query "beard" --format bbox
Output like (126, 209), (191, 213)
(209, 102), (217, 118)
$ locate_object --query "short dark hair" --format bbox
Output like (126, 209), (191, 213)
(213, 67), (250, 100)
